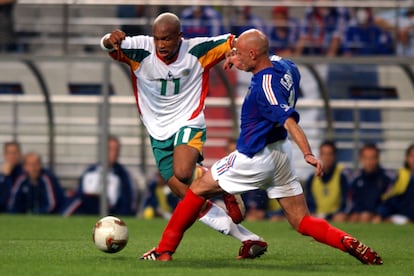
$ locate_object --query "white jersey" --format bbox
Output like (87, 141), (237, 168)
(107, 34), (233, 140)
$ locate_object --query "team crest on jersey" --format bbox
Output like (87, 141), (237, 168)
(280, 72), (293, 91)
(167, 71), (174, 81)
(182, 69), (191, 76)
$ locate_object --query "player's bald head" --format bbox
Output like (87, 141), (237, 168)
(153, 12), (181, 34)
(237, 29), (269, 57)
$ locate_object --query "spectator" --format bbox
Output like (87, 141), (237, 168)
(377, 7), (414, 56)
(295, 6), (350, 56)
(0, 0), (17, 52)
(373, 144), (414, 225)
(62, 135), (137, 216)
(347, 143), (394, 223)
(394, 8), (414, 56)
(267, 198), (285, 221)
(268, 6), (300, 57)
(305, 140), (348, 222)
(8, 152), (65, 214)
(0, 141), (22, 212)
(142, 171), (179, 219)
(343, 7), (394, 56)
(117, 5), (150, 36)
(241, 189), (269, 221)
(230, 6), (267, 36)
(326, 7), (395, 128)
(180, 6), (225, 38)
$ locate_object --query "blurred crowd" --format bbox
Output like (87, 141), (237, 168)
(116, 5), (414, 57)
(2, 4), (414, 56)
(1, 5), (413, 225)
(1, 137), (414, 225)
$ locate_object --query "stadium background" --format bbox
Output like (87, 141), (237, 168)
(1, 0), (414, 203)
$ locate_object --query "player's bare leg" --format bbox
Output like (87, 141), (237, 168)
(278, 194), (383, 265)
(151, 145), (266, 258)
(141, 170), (267, 261)
(172, 144), (246, 223)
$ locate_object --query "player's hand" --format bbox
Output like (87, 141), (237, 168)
(223, 48), (237, 70)
(305, 154), (323, 177)
(104, 29), (126, 50)
(2, 162), (12, 176)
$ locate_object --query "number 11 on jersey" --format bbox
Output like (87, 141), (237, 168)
(160, 78), (180, 96)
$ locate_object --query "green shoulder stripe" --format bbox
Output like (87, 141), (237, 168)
(189, 39), (228, 58)
(122, 49), (151, 62)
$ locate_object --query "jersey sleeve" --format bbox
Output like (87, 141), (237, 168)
(188, 34), (234, 69)
(256, 73), (299, 126)
(108, 35), (152, 70)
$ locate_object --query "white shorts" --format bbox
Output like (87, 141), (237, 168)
(211, 139), (303, 199)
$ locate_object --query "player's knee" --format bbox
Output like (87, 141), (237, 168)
(174, 170), (193, 184)
(174, 167), (194, 185)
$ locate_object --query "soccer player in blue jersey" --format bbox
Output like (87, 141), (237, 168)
(141, 29), (383, 265)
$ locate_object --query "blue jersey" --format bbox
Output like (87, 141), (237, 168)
(180, 6), (226, 38)
(237, 56), (300, 158)
(349, 167), (393, 213)
(62, 162), (137, 216)
(0, 164), (22, 212)
(343, 24), (394, 55)
(269, 18), (300, 53)
(8, 169), (66, 214)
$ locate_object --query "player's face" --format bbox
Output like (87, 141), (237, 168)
(108, 139), (120, 166)
(360, 148), (379, 173)
(234, 43), (254, 72)
(24, 154), (42, 182)
(406, 147), (414, 172)
(4, 144), (21, 167)
(319, 145), (336, 171)
(153, 24), (182, 61)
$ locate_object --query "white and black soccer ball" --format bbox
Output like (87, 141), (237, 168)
(92, 216), (129, 253)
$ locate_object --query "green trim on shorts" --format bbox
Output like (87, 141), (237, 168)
(150, 127), (206, 181)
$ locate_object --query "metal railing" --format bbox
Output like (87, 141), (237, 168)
(1, 55), (414, 173)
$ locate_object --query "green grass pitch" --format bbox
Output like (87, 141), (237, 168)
(1, 215), (413, 275)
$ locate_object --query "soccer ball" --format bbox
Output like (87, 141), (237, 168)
(92, 216), (129, 253)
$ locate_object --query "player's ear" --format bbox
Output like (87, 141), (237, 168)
(249, 49), (256, 60)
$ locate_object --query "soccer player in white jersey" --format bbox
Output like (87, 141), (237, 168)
(100, 12), (267, 259)
(140, 29), (383, 265)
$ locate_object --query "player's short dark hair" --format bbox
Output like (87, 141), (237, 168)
(404, 143), (414, 169)
(359, 143), (380, 157)
(319, 140), (337, 154)
(3, 141), (21, 153)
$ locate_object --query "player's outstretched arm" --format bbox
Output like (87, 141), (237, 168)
(101, 29), (126, 51)
(284, 117), (323, 176)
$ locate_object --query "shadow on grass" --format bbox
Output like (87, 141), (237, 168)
(136, 258), (348, 273)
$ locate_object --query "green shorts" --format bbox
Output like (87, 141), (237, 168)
(150, 127), (206, 182)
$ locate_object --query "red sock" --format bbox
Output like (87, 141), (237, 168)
(157, 189), (205, 253)
(298, 215), (348, 252)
